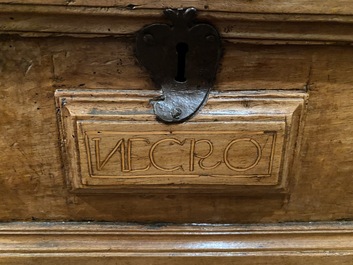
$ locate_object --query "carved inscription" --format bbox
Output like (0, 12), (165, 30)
(84, 131), (277, 178)
(55, 90), (305, 191)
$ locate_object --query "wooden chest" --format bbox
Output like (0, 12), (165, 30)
(1, 1), (353, 264)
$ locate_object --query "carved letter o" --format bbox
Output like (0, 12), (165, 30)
(224, 138), (262, 172)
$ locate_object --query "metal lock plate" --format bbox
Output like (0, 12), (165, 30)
(135, 7), (222, 123)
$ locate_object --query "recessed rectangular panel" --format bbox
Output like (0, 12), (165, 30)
(56, 90), (305, 193)
(78, 122), (283, 186)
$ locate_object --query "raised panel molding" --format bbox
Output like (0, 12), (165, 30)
(55, 90), (306, 193)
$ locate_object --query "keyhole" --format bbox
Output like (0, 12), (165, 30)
(175, 42), (188, 82)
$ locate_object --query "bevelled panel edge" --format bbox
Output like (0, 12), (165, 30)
(55, 89), (307, 194)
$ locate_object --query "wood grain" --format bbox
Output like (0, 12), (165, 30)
(0, 3), (353, 224)
(2, 5), (353, 44)
(1, 0), (353, 15)
(55, 90), (305, 193)
(1, 222), (353, 264)
(0, 37), (352, 223)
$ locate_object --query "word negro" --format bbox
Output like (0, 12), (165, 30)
(88, 136), (265, 174)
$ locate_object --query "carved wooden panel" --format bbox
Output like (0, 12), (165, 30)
(55, 90), (306, 193)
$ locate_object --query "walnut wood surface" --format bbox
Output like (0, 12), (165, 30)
(3, 5), (353, 45)
(0, 0), (353, 15)
(1, 222), (353, 264)
(0, 3), (353, 225)
(55, 90), (305, 193)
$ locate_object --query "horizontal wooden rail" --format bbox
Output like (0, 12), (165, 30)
(1, 222), (353, 264)
(1, 4), (353, 44)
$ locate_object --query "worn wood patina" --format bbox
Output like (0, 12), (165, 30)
(1, 1), (353, 264)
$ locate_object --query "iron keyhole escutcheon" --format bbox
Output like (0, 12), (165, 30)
(135, 7), (222, 123)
